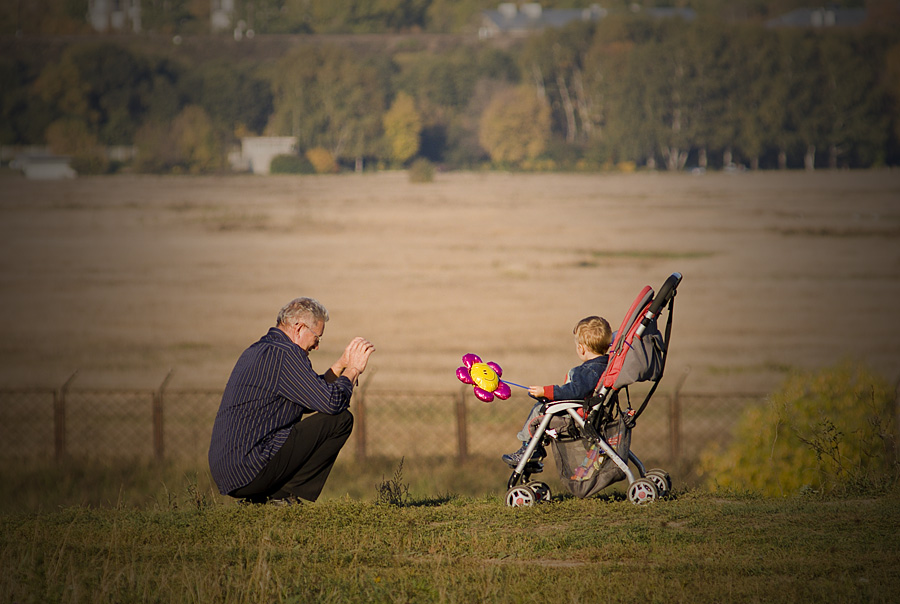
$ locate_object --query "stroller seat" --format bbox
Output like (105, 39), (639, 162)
(505, 272), (682, 507)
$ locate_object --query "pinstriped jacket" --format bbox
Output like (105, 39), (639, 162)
(208, 327), (354, 495)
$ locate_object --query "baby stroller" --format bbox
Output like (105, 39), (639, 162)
(505, 272), (682, 507)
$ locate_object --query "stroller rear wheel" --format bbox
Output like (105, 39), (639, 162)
(505, 485), (537, 507)
(627, 478), (658, 505)
(526, 481), (552, 502)
(645, 469), (672, 497)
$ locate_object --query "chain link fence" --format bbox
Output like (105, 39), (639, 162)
(0, 379), (768, 473)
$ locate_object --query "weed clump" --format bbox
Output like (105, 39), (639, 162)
(376, 457), (409, 506)
(699, 361), (899, 497)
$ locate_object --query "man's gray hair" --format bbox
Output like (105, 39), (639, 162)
(276, 297), (329, 327)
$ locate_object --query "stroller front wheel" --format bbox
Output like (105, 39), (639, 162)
(505, 485), (537, 507)
(627, 478), (658, 505)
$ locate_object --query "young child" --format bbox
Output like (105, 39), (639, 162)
(502, 315), (612, 468)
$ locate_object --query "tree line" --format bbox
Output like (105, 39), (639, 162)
(3, 14), (899, 173)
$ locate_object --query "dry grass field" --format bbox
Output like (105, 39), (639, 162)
(1, 169), (898, 401)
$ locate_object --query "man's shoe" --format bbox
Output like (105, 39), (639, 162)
(502, 441), (546, 468)
(267, 496), (302, 507)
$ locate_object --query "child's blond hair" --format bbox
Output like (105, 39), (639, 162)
(573, 316), (612, 355)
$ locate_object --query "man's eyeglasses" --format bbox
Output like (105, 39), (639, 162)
(297, 322), (322, 346)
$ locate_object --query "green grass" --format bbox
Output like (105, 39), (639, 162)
(1, 459), (899, 603)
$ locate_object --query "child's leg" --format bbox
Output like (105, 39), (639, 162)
(503, 401), (548, 466)
(515, 402), (542, 442)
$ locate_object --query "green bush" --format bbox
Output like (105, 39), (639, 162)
(69, 152), (110, 175)
(45, 118), (109, 174)
(408, 157), (434, 183)
(270, 153), (315, 174)
(305, 147), (338, 174)
(699, 362), (898, 497)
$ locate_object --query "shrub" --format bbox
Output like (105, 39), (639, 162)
(172, 105), (224, 174)
(134, 106), (225, 174)
(45, 118), (109, 175)
(68, 153), (110, 175)
(407, 158), (434, 183)
(540, 137), (582, 171)
(270, 153), (315, 174)
(305, 147), (338, 174)
(699, 362), (898, 497)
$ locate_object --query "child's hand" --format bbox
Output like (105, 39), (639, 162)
(528, 386), (543, 398)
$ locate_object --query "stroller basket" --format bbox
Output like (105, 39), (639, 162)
(505, 272), (682, 507)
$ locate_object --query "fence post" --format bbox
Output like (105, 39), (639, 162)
(894, 380), (900, 464)
(670, 367), (690, 463)
(153, 370), (174, 462)
(54, 371), (78, 463)
(354, 374), (372, 462)
(456, 386), (468, 462)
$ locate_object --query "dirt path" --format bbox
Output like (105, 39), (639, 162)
(1, 170), (898, 396)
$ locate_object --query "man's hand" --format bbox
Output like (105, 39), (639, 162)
(329, 337), (375, 384)
(344, 337), (375, 373)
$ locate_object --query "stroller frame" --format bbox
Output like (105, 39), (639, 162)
(505, 272), (682, 507)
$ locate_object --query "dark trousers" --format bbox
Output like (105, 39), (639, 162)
(230, 410), (353, 503)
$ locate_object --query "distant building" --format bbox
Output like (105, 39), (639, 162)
(479, 3), (696, 39)
(766, 7), (867, 28)
(211, 0), (234, 33)
(237, 137), (298, 175)
(638, 6), (697, 21)
(479, 3), (607, 38)
(87, 0), (246, 35)
(87, 0), (141, 33)
(11, 155), (77, 180)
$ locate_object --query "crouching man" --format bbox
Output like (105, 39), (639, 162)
(209, 297), (374, 505)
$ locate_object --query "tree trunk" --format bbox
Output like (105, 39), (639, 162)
(804, 144), (816, 171)
(531, 64), (546, 102)
(557, 74), (577, 143)
(750, 156), (759, 171)
(572, 68), (595, 138)
(778, 149), (787, 170)
(723, 147), (732, 167)
(664, 146), (688, 171)
(698, 147), (707, 169)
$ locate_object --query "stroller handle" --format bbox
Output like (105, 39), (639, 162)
(647, 272), (682, 318)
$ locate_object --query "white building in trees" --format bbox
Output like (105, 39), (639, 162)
(87, 0), (142, 33)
